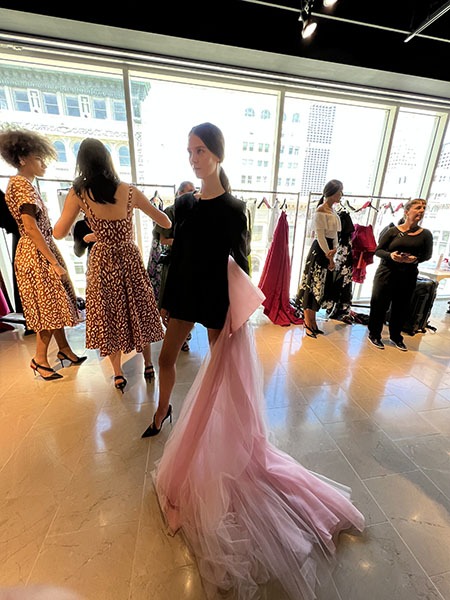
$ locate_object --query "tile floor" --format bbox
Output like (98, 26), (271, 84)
(0, 300), (449, 600)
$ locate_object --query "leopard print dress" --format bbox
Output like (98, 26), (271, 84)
(81, 186), (164, 356)
(5, 175), (79, 332)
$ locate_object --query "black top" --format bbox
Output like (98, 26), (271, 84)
(375, 226), (433, 272)
(161, 191), (249, 329)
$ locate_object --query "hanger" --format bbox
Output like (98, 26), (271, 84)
(345, 199), (357, 211)
(257, 196), (271, 209)
(394, 202), (404, 212)
(280, 198), (287, 210)
(355, 200), (379, 212)
(382, 202), (394, 214)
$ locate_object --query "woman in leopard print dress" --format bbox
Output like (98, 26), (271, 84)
(54, 138), (171, 392)
(0, 128), (82, 380)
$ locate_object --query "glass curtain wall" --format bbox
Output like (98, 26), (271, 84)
(1, 48), (450, 309)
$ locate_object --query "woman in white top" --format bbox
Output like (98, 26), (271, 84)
(294, 179), (343, 337)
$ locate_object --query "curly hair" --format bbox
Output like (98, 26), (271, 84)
(0, 127), (57, 169)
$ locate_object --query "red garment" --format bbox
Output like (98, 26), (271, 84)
(258, 211), (303, 326)
(0, 288), (10, 317)
(351, 224), (377, 283)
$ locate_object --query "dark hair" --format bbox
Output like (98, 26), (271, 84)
(72, 138), (120, 204)
(317, 179), (343, 206)
(176, 180), (195, 197)
(404, 198), (426, 212)
(0, 127), (57, 169)
(189, 122), (231, 193)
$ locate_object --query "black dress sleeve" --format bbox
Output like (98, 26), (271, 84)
(231, 204), (250, 275)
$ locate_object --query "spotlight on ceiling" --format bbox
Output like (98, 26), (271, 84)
(299, 1), (318, 39)
(323, 0), (338, 7)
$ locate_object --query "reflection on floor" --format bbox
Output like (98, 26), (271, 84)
(0, 301), (449, 600)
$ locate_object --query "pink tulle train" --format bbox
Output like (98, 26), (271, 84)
(153, 258), (364, 600)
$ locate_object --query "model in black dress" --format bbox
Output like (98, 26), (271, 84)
(142, 122), (249, 437)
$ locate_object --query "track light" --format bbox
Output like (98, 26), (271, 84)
(298, 0), (339, 39)
(299, 1), (317, 39)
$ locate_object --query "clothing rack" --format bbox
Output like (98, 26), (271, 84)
(299, 193), (412, 305)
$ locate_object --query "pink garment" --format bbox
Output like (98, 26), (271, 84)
(154, 258), (365, 600)
(0, 287), (10, 317)
(351, 224), (377, 283)
(258, 211), (303, 326)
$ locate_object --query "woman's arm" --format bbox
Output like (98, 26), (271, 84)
(53, 189), (81, 239)
(21, 213), (66, 276)
(132, 186), (171, 228)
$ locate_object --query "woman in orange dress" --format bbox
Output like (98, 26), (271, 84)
(0, 128), (82, 380)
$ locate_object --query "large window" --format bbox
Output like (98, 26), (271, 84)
(0, 50), (449, 304)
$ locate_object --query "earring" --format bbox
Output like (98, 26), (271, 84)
(20, 161), (25, 166)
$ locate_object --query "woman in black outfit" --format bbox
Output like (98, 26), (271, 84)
(368, 198), (433, 351)
(142, 122), (249, 437)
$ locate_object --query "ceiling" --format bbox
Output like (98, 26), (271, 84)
(0, 1), (449, 89)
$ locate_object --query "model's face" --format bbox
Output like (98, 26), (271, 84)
(326, 188), (343, 204)
(20, 154), (47, 178)
(187, 134), (219, 180)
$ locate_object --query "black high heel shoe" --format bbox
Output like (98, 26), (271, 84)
(57, 351), (88, 368)
(304, 324), (317, 338)
(314, 327), (325, 335)
(30, 358), (63, 380)
(141, 405), (173, 438)
(114, 375), (127, 393)
(144, 365), (155, 382)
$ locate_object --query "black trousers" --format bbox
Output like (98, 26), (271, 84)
(368, 263), (417, 341)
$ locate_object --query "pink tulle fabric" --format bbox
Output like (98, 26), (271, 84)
(153, 258), (365, 600)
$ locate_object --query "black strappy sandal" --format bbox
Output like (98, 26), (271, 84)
(114, 375), (127, 393)
(144, 365), (155, 382)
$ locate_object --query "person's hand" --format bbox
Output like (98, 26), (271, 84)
(328, 258), (335, 271)
(391, 251), (405, 262)
(160, 308), (170, 327)
(403, 254), (417, 263)
(52, 263), (67, 278)
(84, 232), (97, 243)
(327, 248), (337, 258)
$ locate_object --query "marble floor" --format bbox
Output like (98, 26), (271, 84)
(0, 300), (449, 600)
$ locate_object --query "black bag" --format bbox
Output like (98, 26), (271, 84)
(387, 277), (438, 335)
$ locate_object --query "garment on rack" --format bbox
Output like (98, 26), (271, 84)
(322, 209), (355, 319)
(267, 198), (280, 243)
(351, 224), (377, 283)
(153, 257), (365, 600)
(258, 211), (303, 326)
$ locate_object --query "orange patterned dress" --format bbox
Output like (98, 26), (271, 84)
(5, 175), (79, 332)
(81, 186), (164, 356)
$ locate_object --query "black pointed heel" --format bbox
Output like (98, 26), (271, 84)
(141, 405), (173, 438)
(30, 358), (63, 380)
(304, 324), (317, 338)
(144, 364), (155, 382)
(114, 375), (127, 393)
(314, 327), (324, 335)
(57, 350), (88, 368)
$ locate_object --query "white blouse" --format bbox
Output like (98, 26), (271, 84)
(313, 210), (341, 255)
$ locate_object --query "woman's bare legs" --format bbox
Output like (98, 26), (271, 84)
(154, 318), (193, 429)
(108, 350), (123, 378)
(34, 329), (53, 369)
(53, 327), (79, 361)
(303, 308), (318, 331)
(141, 343), (152, 368)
